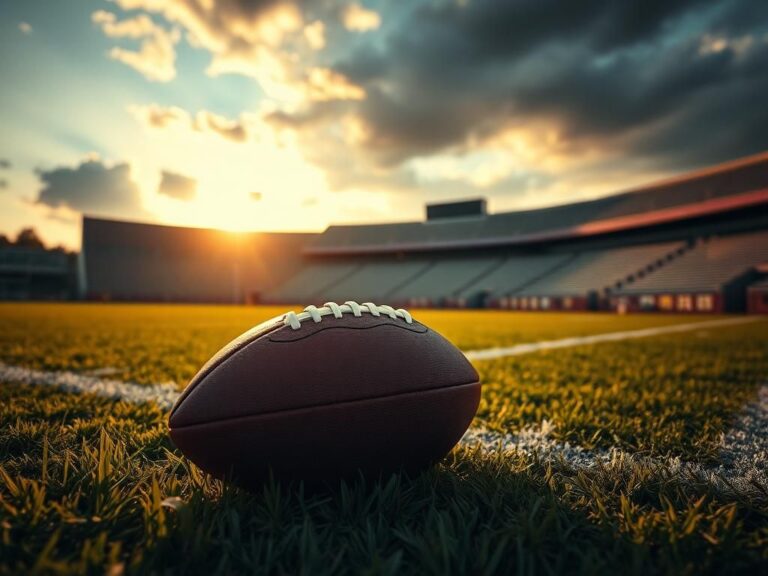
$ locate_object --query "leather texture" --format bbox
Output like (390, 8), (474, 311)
(169, 380), (480, 484)
(170, 315), (478, 427)
(168, 312), (481, 482)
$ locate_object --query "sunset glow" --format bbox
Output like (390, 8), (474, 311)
(1, 0), (766, 249)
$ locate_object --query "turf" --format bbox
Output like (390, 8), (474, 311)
(0, 303), (723, 385)
(1, 304), (767, 574)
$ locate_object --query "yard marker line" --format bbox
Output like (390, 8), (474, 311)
(0, 363), (180, 410)
(461, 382), (768, 494)
(463, 316), (761, 361)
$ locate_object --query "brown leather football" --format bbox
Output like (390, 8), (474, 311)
(168, 301), (481, 485)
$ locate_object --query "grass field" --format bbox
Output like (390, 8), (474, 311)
(1, 303), (767, 574)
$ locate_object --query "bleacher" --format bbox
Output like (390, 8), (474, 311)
(269, 261), (363, 303)
(617, 231), (768, 294)
(321, 259), (433, 303)
(516, 242), (685, 297)
(388, 257), (504, 305)
(456, 253), (573, 301)
(0, 247), (72, 300)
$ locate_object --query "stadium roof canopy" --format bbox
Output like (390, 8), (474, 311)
(308, 152), (768, 255)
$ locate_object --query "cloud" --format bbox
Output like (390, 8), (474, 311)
(0, 179), (7, 189)
(265, 0), (768, 198)
(110, 0), (308, 86)
(130, 104), (253, 142)
(158, 170), (197, 200)
(342, 3), (381, 32)
(132, 103), (189, 129)
(0, 159), (10, 169)
(18, 22), (32, 34)
(194, 110), (250, 142)
(92, 10), (180, 82)
(104, 0), (768, 208)
(303, 20), (326, 51)
(36, 158), (146, 218)
(303, 68), (366, 101)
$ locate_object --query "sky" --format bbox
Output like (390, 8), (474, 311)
(0, 0), (766, 250)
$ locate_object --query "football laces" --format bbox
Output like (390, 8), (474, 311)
(283, 301), (413, 330)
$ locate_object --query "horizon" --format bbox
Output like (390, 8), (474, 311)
(2, 0), (767, 250)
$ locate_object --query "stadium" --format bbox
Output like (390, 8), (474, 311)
(3, 0), (768, 574)
(81, 152), (768, 313)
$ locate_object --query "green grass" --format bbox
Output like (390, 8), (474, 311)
(1, 304), (767, 574)
(476, 321), (768, 459)
(0, 303), (724, 385)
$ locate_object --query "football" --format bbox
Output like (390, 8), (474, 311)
(168, 301), (481, 485)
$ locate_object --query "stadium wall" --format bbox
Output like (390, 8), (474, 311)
(81, 217), (315, 304)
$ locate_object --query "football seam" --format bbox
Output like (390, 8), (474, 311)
(269, 320), (427, 343)
(169, 379), (481, 430)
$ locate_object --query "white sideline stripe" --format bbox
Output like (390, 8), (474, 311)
(463, 316), (761, 361)
(0, 363), (180, 410)
(461, 384), (768, 494)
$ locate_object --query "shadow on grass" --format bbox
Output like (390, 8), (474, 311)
(1, 381), (767, 575)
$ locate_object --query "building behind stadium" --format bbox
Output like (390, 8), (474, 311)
(28, 151), (768, 313)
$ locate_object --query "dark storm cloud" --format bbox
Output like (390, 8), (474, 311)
(283, 0), (768, 175)
(158, 170), (197, 201)
(36, 159), (145, 217)
(0, 179), (7, 189)
(0, 159), (10, 169)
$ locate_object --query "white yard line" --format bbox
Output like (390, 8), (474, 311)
(461, 383), (768, 495)
(0, 363), (180, 410)
(463, 316), (761, 361)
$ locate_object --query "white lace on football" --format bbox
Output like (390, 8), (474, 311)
(283, 301), (413, 330)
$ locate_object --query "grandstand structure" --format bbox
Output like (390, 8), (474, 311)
(81, 217), (313, 303)
(0, 247), (75, 300)
(80, 151), (768, 313)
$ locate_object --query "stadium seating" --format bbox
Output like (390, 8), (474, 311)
(388, 256), (505, 305)
(321, 259), (434, 302)
(516, 242), (685, 297)
(456, 253), (573, 300)
(617, 230), (768, 294)
(268, 261), (363, 303)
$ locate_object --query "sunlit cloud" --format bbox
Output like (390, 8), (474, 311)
(158, 170), (197, 201)
(130, 104), (255, 142)
(18, 22), (33, 34)
(698, 34), (755, 58)
(35, 157), (146, 218)
(303, 20), (326, 51)
(342, 3), (381, 32)
(303, 68), (366, 101)
(92, 10), (180, 82)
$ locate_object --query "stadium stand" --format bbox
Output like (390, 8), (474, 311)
(614, 230), (768, 312)
(387, 256), (505, 307)
(266, 261), (363, 304)
(82, 217), (313, 303)
(0, 247), (74, 300)
(320, 259), (434, 303)
(455, 253), (574, 306)
(509, 242), (687, 310)
(78, 151), (768, 312)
